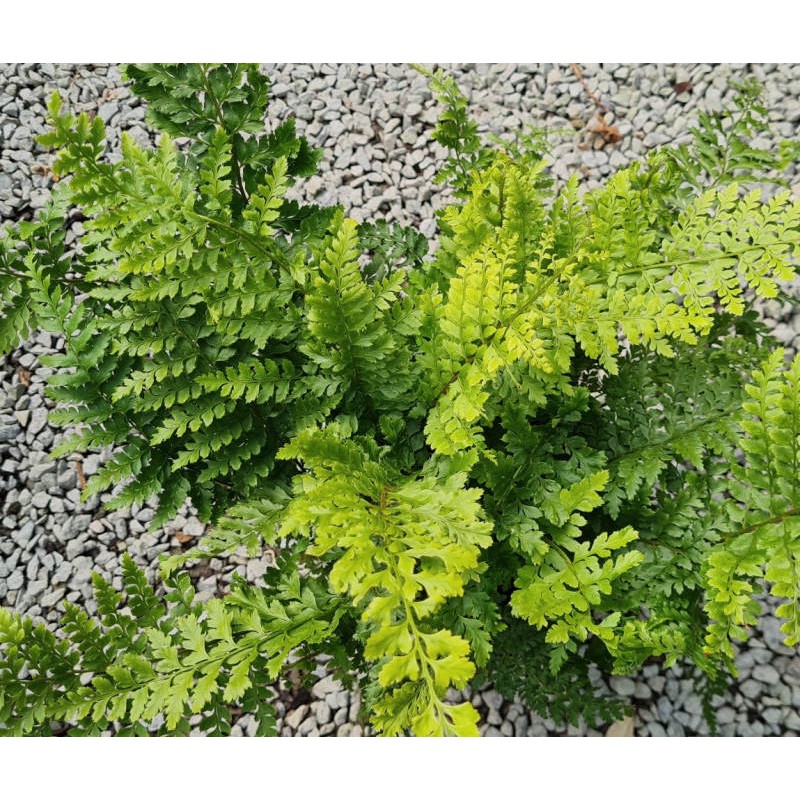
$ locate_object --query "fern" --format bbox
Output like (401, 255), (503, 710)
(705, 349), (800, 656)
(2, 65), (800, 737)
(0, 555), (342, 736)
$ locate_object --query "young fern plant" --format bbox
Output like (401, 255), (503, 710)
(1, 64), (800, 737)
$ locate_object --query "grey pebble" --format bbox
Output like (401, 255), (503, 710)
(284, 706), (306, 729)
(297, 717), (319, 736)
(28, 407), (48, 435)
(486, 708), (503, 726)
(610, 675), (636, 697)
(31, 491), (49, 509)
(752, 664), (780, 685)
(326, 690), (350, 710)
(739, 678), (763, 699)
(81, 454), (101, 475)
(313, 701), (332, 726)
(482, 689), (504, 710)
(312, 674), (342, 700)
(683, 695), (703, 716)
(657, 696), (673, 724)
(785, 711), (800, 732)
(333, 707), (348, 727)
(7, 571), (23, 591)
(0, 424), (22, 442)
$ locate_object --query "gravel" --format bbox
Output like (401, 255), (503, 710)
(2, 62), (800, 737)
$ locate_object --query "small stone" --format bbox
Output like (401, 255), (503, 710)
(183, 518), (205, 537)
(482, 689), (504, 710)
(610, 675), (636, 697)
(752, 664), (780, 685)
(57, 468), (77, 491)
(14, 409), (30, 427)
(666, 720), (685, 736)
(528, 721), (548, 736)
(297, 716), (318, 736)
(52, 561), (72, 583)
(739, 678), (762, 699)
(326, 690), (350, 710)
(772, 323), (794, 346)
(348, 693), (361, 723)
(312, 674), (343, 700)
(313, 701), (331, 725)
(761, 616), (800, 654)
(7, 571), (23, 591)
(486, 708), (502, 726)
(634, 683), (652, 701)
(28, 407), (48, 435)
(98, 101), (119, 123)
(82, 454), (101, 475)
(66, 538), (86, 560)
(246, 558), (268, 582)
(284, 706), (306, 730)
(41, 587), (66, 607)
(785, 710), (800, 732)
(31, 491), (50, 509)
(657, 696), (673, 724)
(0, 424), (22, 443)
(738, 719), (765, 736)
(683, 695), (703, 716)
(29, 461), (55, 481)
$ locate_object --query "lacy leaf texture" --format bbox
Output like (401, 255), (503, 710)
(1, 65), (799, 735)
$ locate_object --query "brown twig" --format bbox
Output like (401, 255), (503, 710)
(570, 63), (609, 114)
(74, 460), (87, 490)
(569, 63), (622, 146)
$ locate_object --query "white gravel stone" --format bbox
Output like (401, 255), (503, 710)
(610, 676), (636, 696)
(284, 706), (306, 730)
(482, 689), (504, 710)
(752, 664), (780, 685)
(312, 674), (343, 700)
(325, 690), (350, 710)
(27, 407), (48, 435)
(739, 678), (763, 699)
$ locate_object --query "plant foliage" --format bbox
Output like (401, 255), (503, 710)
(1, 64), (800, 736)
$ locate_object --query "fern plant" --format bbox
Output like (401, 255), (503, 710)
(1, 64), (800, 736)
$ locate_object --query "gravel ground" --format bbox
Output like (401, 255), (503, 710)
(2, 62), (800, 737)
